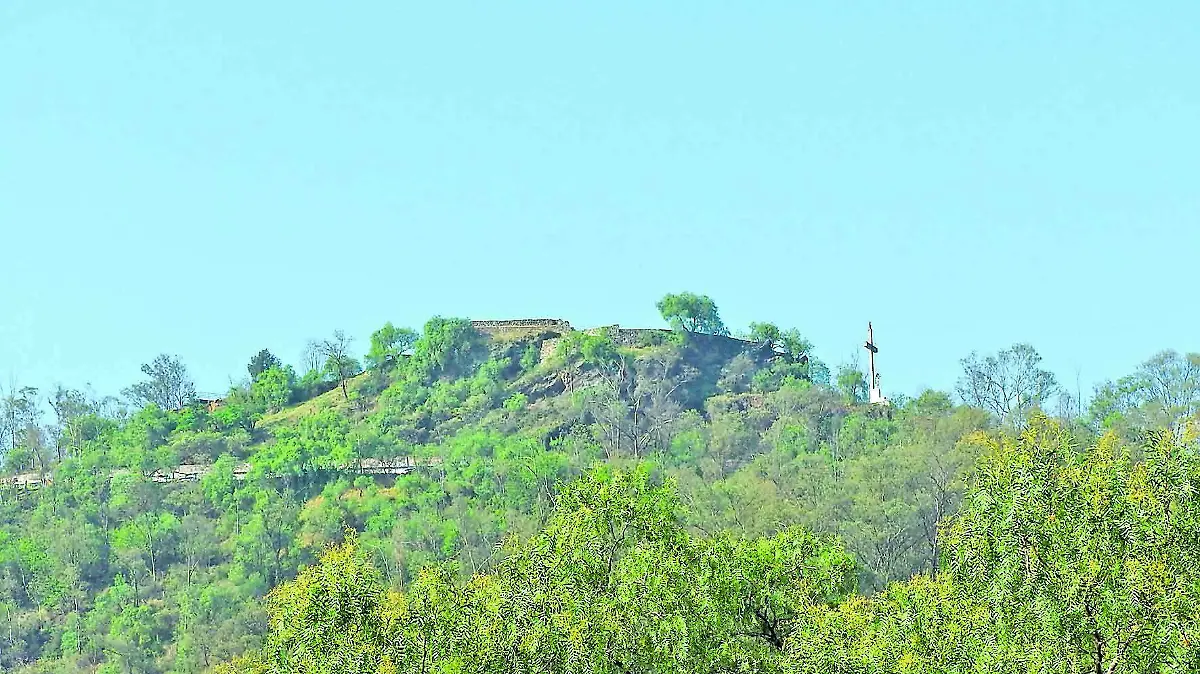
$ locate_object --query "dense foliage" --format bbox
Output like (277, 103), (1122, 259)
(0, 295), (1196, 673)
(226, 422), (1200, 673)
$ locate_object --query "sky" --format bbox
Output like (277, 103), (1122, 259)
(1, 2), (1197, 405)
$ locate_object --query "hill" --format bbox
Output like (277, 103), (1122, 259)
(1, 298), (1197, 673)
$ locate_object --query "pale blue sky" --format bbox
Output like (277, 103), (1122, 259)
(1, 2), (1197, 404)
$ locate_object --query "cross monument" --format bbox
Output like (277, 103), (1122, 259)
(864, 322), (889, 406)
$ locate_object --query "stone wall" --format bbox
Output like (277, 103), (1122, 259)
(471, 319), (572, 339)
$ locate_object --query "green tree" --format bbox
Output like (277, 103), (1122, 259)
(1, 385), (42, 471)
(704, 528), (857, 658)
(254, 532), (391, 673)
(48, 385), (95, 460)
(942, 417), (1200, 671)
(247, 349), (282, 380)
(748, 321), (782, 347)
(836, 365), (868, 404)
(364, 322), (419, 370)
(656, 292), (728, 335)
(252, 365), (295, 413)
(123, 354), (197, 411)
(1090, 350), (1200, 435)
(956, 343), (1058, 426)
(1133, 350), (1200, 420)
(318, 331), (360, 401)
(111, 511), (181, 580)
(210, 402), (260, 433)
(409, 317), (488, 382)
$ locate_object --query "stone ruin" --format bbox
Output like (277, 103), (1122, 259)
(468, 318), (759, 365)
(470, 319), (573, 338)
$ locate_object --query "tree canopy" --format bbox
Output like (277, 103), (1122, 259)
(656, 292), (728, 335)
(364, 322), (419, 370)
(956, 343), (1058, 426)
(122, 353), (197, 411)
(247, 349), (282, 380)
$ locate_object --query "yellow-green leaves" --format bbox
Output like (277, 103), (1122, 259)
(237, 466), (857, 673)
